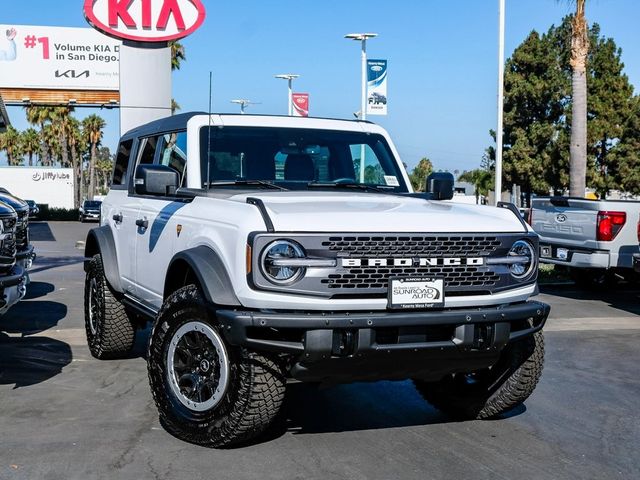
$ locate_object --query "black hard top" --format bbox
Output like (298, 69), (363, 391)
(120, 112), (374, 141)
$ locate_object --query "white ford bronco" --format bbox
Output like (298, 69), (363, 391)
(84, 113), (549, 447)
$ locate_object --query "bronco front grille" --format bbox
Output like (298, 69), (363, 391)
(251, 233), (537, 299)
(322, 235), (502, 257)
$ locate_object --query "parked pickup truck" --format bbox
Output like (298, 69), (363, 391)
(531, 197), (640, 287)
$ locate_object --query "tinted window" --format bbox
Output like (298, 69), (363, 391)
(138, 136), (160, 166)
(198, 127), (407, 191)
(159, 131), (187, 186)
(112, 139), (133, 185)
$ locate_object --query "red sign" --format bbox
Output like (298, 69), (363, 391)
(84, 0), (206, 43)
(292, 93), (309, 117)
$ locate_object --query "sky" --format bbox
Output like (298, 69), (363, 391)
(1, 0), (639, 173)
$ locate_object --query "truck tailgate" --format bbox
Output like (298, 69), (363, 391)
(531, 197), (598, 248)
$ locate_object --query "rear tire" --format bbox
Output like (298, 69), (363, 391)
(84, 254), (136, 359)
(147, 285), (286, 448)
(414, 331), (544, 419)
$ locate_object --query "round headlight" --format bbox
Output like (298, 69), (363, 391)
(508, 240), (536, 279)
(260, 240), (306, 285)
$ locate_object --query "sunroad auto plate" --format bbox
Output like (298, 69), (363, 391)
(388, 277), (445, 310)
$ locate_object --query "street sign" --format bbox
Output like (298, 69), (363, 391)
(292, 93), (309, 117)
(83, 0), (206, 43)
(366, 59), (388, 116)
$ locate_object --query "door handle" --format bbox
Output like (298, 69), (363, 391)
(135, 218), (149, 229)
(112, 213), (123, 224)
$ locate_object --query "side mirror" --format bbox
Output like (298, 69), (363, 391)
(134, 164), (179, 196)
(426, 172), (454, 200)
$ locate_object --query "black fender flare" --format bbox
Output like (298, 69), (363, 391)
(84, 226), (123, 293)
(166, 245), (241, 306)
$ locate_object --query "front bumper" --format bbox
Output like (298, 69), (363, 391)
(0, 265), (27, 315)
(16, 245), (35, 270)
(634, 253), (640, 273)
(217, 300), (550, 383)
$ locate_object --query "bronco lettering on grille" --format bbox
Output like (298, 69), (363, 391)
(341, 257), (485, 267)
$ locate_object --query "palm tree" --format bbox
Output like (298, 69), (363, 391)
(82, 114), (106, 200)
(569, 0), (589, 197)
(20, 128), (40, 166)
(0, 126), (24, 166)
(68, 117), (85, 207)
(169, 41), (186, 71)
(51, 107), (74, 168)
(458, 169), (493, 204)
(42, 124), (61, 166)
(25, 105), (55, 166)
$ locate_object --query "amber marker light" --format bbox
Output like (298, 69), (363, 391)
(246, 244), (252, 275)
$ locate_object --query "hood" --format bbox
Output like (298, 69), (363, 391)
(229, 191), (528, 233)
(0, 200), (16, 217)
(0, 193), (28, 214)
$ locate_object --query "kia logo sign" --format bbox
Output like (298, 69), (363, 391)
(84, 0), (206, 43)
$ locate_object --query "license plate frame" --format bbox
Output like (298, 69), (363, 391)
(387, 277), (445, 310)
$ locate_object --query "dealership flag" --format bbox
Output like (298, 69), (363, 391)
(366, 59), (387, 116)
(292, 93), (309, 117)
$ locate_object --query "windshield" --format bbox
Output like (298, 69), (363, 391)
(84, 201), (101, 208)
(198, 127), (408, 192)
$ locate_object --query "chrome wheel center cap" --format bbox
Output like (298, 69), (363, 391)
(199, 359), (211, 372)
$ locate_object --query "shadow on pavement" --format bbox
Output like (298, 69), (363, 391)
(540, 283), (640, 316)
(0, 333), (72, 388)
(0, 294), (72, 388)
(28, 222), (56, 242)
(28, 257), (85, 275)
(23, 281), (55, 300)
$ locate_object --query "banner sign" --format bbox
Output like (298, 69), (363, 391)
(292, 93), (309, 117)
(0, 25), (120, 91)
(84, 0), (206, 43)
(366, 59), (387, 116)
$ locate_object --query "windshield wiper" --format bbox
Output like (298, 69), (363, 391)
(208, 180), (288, 191)
(307, 181), (395, 193)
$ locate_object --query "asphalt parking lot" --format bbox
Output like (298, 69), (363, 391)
(1, 222), (639, 480)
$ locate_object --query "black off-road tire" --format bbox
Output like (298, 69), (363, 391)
(414, 331), (544, 419)
(84, 253), (136, 359)
(147, 285), (286, 448)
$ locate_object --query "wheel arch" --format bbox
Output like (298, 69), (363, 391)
(84, 226), (124, 293)
(164, 246), (241, 306)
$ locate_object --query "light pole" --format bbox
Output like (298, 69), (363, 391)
(230, 99), (258, 114)
(275, 74), (300, 116)
(495, 0), (505, 205)
(345, 32), (377, 182)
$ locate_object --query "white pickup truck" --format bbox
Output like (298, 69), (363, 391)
(531, 197), (640, 287)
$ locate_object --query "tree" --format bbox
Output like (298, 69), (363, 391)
(408, 157), (433, 192)
(488, 16), (638, 197)
(25, 105), (54, 166)
(68, 117), (86, 207)
(170, 41), (186, 71)
(569, 0), (589, 197)
(458, 169), (492, 204)
(82, 114), (106, 200)
(51, 107), (74, 168)
(610, 96), (640, 194)
(20, 128), (40, 167)
(95, 146), (114, 195)
(0, 126), (23, 166)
